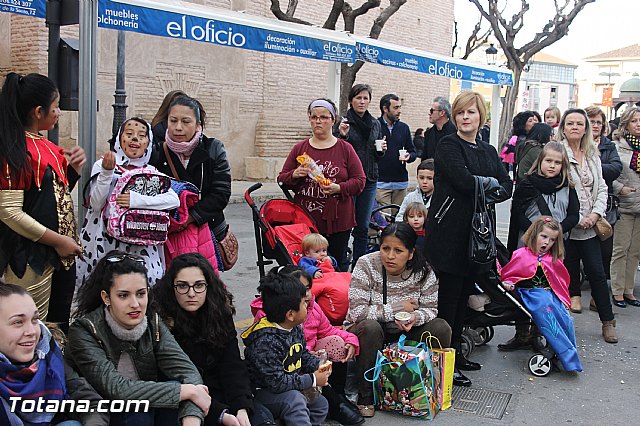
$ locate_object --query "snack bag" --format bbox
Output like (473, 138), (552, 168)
(296, 152), (331, 186)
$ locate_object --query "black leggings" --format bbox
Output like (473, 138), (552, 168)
(326, 230), (351, 272)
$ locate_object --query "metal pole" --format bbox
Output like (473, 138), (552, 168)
(326, 62), (341, 111)
(78, 0), (98, 227)
(111, 30), (128, 145)
(46, 0), (61, 145)
(490, 85), (501, 150)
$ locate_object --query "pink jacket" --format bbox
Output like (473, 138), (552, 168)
(164, 190), (218, 271)
(500, 247), (570, 307)
(250, 296), (360, 356)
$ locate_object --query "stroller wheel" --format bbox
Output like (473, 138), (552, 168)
(474, 326), (494, 346)
(528, 354), (552, 377)
(460, 331), (476, 358)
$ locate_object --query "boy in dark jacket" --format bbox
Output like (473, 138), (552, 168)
(242, 271), (330, 426)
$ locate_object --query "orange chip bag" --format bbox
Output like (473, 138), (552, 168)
(296, 152), (330, 185)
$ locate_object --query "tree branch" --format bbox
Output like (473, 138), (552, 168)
(461, 19), (491, 59)
(452, 21), (459, 56)
(285, 0), (298, 17)
(370, 0), (407, 39)
(323, 0), (345, 29)
(270, 0), (312, 25)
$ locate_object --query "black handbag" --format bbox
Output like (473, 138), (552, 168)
(469, 176), (497, 273)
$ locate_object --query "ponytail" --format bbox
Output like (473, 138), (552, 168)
(0, 72), (59, 181)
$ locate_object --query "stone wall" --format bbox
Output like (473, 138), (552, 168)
(2, 0), (454, 179)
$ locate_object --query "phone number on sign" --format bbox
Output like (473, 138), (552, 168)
(9, 397), (150, 413)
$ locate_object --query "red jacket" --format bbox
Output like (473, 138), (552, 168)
(164, 190), (218, 271)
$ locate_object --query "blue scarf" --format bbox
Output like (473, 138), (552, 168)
(0, 323), (67, 426)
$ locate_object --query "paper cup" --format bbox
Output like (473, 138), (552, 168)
(375, 139), (384, 152)
(394, 311), (412, 324)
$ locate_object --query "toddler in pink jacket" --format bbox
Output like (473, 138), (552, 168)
(250, 265), (359, 362)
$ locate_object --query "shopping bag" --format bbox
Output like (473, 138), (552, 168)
(364, 335), (439, 419)
(421, 333), (455, 410)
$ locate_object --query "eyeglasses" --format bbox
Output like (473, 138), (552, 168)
(590, 120), (603, 127)
(309, 115), (332, 122)
(429, 108), (442, 114)
(173, 282), (208, 294)
(105, 254), (145, 264)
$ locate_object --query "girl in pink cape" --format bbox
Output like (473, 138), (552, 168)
(500, 216), (582, 372)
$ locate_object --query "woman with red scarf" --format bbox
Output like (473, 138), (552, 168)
(0, 73), (85, 323)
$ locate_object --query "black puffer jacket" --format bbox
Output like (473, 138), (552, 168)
(598, 135), (622, 191)
(153, 135), (231, 240)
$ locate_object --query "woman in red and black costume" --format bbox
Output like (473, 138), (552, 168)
(0, 72), (85, 324)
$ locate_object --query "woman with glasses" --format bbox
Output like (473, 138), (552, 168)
(584, 106), (622, 284)
(278, 98), (366, 270)
(153, 253), (274, 426)
(67, 251), (210, 426)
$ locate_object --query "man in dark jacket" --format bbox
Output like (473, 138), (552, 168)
(423, 96), (456, 159)
(376, 94), (416, 209)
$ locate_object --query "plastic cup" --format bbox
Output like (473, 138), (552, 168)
(375, 139), (384, 152)
(398, 148), (408, 160)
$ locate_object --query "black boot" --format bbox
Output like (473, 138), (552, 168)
(324, 385), (365, 425)
(453, 368), (471, 387)
(456, 353), (481, 371)
(497, 323), (532, 351)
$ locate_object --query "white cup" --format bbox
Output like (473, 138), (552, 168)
(375, 139), (384, 152)
(398, 148), (408, 160)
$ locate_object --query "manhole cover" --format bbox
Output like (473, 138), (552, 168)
(451, 387), (511, 419)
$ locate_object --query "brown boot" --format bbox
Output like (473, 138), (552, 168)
(498, 323), (532, 351)
(602, 320), (618, 344)
(570, 296), (582, 313)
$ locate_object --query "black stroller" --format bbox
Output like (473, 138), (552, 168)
(461, 241), (562, 377)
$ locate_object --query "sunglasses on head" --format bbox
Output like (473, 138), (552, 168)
(105, 254), (145, 264)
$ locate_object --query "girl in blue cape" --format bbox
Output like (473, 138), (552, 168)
(500, 216), (583, 372)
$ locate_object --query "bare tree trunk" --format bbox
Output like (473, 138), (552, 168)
(498, 67), (522, 145)
(339, 61), (364, 115)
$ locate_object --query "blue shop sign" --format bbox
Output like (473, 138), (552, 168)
(97, 0), (355, 63)
(356, 41), (513, 86)
(0, 0), (45, 18)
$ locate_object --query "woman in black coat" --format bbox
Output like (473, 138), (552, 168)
(151, 95), (231, 243)
(425, 92), (512, 387)
(335, 84), (384, 269)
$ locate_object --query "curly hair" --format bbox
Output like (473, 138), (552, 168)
(152, 253), (235, 349)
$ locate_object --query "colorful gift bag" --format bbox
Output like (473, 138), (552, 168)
(423, 333), (455, 410)
(365, 335), (439, 419)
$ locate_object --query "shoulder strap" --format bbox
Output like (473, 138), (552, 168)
(382, 266), (387, 305)
(535, 194), (553, 217)
(162, 143), (180, 182)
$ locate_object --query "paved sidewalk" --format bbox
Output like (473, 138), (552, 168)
(230, 180), (283, 205)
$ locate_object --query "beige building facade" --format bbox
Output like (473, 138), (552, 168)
(1, 0), (454, 179)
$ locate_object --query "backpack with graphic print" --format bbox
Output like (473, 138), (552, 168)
(104, 166), (172, 245)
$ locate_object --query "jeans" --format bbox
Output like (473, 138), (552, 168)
(254, 389), (328, 426)
(352, 180), (377, 267)
(565, 237), (614, 321)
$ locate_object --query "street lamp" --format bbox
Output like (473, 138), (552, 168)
(111, 30), (128, 149)
(485, 43), (498, 66)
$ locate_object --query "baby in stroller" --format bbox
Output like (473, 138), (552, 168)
(500, 217), (582, 373)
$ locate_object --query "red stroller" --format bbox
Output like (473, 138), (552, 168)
(245, 183), (318, 278)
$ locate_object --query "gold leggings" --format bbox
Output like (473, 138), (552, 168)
(4, 264), (54, 320)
